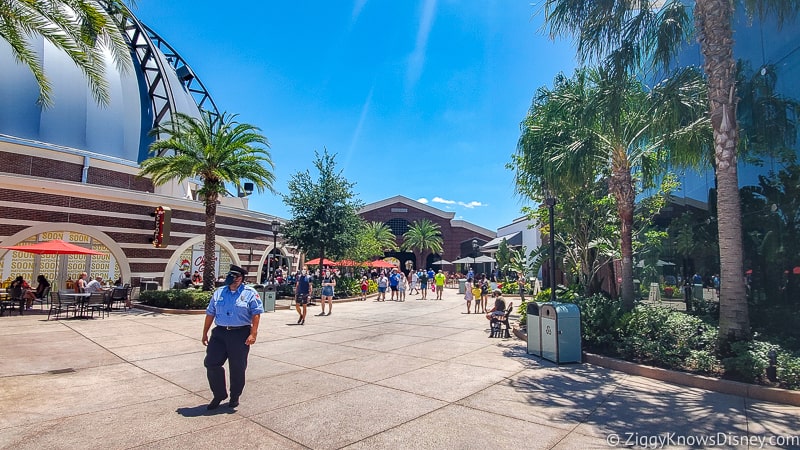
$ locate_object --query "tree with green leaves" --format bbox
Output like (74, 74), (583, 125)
(345, 221), (398, 262)
(402, 219), (443, 269)
(1, 0), (132, 106)
(541, 0), (800, 350)
(140, 111), (275, 290)
(513, 66), (709, 310)
(281, 149), (364, 270)
(495, 239), (511, 279)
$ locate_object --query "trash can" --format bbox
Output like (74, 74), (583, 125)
(263, 284), (276, 312)
(526, 302), (541, 357)
(458, 279), (467, 294)
(539, 302), (581, 364)
(692, 284), (704, 302)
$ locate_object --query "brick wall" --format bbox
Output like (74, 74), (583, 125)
(360, 200), (493, 269)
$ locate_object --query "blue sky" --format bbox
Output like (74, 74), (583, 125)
(132, 1), (577, 232)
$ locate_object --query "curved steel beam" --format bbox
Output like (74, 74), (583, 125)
(103, 2), (220, 144)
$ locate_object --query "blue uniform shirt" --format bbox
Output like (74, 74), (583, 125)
(206, 283), (264, 327)
(296, 275), (311, 294)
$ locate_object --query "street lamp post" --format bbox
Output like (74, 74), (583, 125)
(545, 196), (557, 303)
(471, 239), (478, 271)
(267, 220), (279, 284)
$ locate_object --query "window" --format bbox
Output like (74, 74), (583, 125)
(385, 218), (410, 236)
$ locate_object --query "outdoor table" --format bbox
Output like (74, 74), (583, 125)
(61, 293), (91, 318)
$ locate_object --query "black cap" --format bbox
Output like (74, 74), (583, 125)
(228, 265), (248, 277)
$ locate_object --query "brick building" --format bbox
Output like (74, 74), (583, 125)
(359, 196), (495, 273)
(0, 4), (288, 291)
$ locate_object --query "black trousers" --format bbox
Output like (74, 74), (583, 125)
(204, 326), (251, 399)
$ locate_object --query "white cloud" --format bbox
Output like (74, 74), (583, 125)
(417, 197), (429, 204)
(432, 197), (455, 205)
(428, 197), (486, 209)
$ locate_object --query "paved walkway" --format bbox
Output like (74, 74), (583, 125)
(0, 288), (798, 449)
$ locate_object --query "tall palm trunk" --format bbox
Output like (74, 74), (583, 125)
(203, 192), (218, 291)
(696, 0), (750, 345)
(609, 149), (636, 310)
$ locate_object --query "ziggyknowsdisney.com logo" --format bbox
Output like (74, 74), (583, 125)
(605, 432), (800, 448)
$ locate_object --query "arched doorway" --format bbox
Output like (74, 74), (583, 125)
(385, 251), (415, 274)
(0, 228), (127, 291)
(164, 236), (239, 289)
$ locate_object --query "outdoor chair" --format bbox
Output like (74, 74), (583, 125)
(86, 292), (109, 319)
(8, 284), (24, 315)
(489, 302), (514, 338)
(47, 291), (75, 320)
(33, 286), (52, 311)
(109, 286), (130, 311)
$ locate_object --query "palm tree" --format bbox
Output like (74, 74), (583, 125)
(365, 221), (399, 255)
(541, 0), (799, 345)
(514, 66), (709, 310)
(1, 0), (132, 106)
(402, 219), (443, 269)
(140, 111), (275, 290)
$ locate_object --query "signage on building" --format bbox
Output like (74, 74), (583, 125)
(152, 206), (172, 248)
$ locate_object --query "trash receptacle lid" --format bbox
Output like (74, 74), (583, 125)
(526, 302), (540, 315)
(264, 284), (277, 291)
(539, 302), (580, 318)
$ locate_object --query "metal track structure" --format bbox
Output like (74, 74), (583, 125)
(104, 3), (220, 147)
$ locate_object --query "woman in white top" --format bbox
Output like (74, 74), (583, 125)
(398, 272), (407, 302)
(464, 277), (474, 313)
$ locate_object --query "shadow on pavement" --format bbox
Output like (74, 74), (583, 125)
(176, 405), (236, 417)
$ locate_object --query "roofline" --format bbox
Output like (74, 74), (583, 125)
(450, 219), (495, 238)
(359, 195), (455, 219)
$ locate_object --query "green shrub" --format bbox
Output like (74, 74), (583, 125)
(501, 281), (519, 295)
(567, 294), (625, 354)
(335, 275), (361, 297)
(777, 350), (800, 390)
(139, 289), (212, 310)
(685, 350), (723, 375)
(618, 303), (717, 370)
(721, 339), (774, 383)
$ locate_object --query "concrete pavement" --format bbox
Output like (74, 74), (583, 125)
(1, 288), (798, 449)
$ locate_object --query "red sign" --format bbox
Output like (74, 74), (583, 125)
(152, 206), (172, 248)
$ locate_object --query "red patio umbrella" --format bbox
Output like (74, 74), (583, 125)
(0, 239), (105, 255)
(369, 260), (398, 269)
(0, 240), (106, 289)
(305, 257), (337, 266)
(336, 259), (365, 267)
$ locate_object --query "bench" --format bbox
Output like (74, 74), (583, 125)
(489, 302), (513, 338)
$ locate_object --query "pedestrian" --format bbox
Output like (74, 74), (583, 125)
(319, 270), (336, 315)
(480, 275), (489, 314)
(360, 276), (369, 301)
(295, 270), (311, 324)
(410, 270), (419, 295)
(398, 271), (407, 301)
(471, 279), (482, 312)
(434, 270), (446, 300)
(201, 265), (263, 410)
(419, 269), (428, 299)
(464, 277), (474, 313)
(388, 268), (401, 301)
(377, 272), (388, 301)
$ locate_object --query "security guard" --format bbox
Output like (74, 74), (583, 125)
(202, 264), (263, 410)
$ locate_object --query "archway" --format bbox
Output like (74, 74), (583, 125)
(163, 236), (239, 289)
(0, 224), (131, 291)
